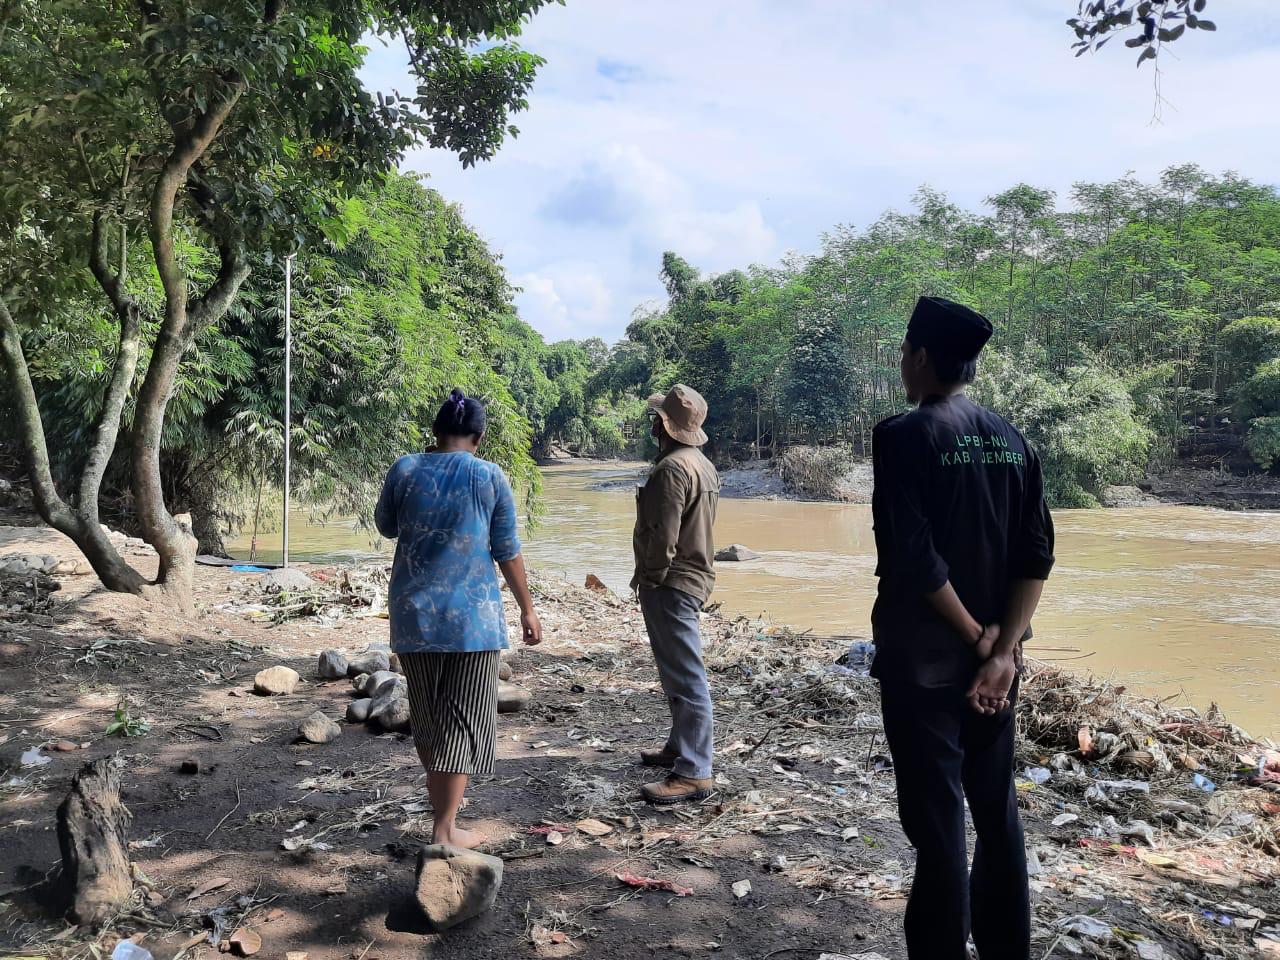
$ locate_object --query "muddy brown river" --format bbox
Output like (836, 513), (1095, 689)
(228, 462), (1280, 738)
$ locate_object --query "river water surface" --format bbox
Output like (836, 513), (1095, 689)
(228, 462), (1280, 738)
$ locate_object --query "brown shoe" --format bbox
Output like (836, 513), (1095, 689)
(639, 746), (678, 768)
(641, 774), (713, 805)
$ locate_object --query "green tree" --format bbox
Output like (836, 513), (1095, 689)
(0, 0), (556, 607)
(1069, 0), (1217, 67)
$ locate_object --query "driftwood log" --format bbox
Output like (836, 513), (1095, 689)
(56, 758), (132, 925)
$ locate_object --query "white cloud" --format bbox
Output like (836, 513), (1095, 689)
(366, 0), (1280, 342)
(514, 264), (614, 342)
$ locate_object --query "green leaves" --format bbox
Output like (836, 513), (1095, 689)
(1068, 0), (1216, 68)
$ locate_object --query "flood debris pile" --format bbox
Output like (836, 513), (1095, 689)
(499, 579), (1280, 959)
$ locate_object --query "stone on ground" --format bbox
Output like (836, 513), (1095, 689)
(367, 687), (405, 724)
(414, 844), (504, 930)
(346, 651), (390, 678)
(253, 665), (300, 696)
(497, 683), (531, 714)
(263, 567), (314, 592)
(389, 652), (403, 674)
(375, 697), (411, 733)
(715, 543), (759, 562)
(498, 661), (513, 682)
(365, 670), (403, 699)
(316, 650), (348, 680)
(57, 758), (132, 925)
(346, 698), (374, 724)
(298, 711), (341, 744)
(351, 672), (370, 693)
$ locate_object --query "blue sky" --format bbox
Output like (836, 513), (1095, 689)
(359, 0), (1280, 344)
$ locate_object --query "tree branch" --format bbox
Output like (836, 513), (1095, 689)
(149, 77), (246, 330)
(189, 233), (251, 337)
(82, 216), (144, 517)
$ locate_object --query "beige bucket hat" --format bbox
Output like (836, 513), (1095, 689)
(647, 383), (709, 447)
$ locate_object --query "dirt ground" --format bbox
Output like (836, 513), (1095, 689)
(2, 522), (1279, 960)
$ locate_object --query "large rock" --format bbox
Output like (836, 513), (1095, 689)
(497, 683), (531, 714)
(414, 844), (504, 930)
(365, 670), (404, 699)
(367, 687), (405, 724)
(57, 759), (132, 926)
(375, 697), (412, 733)
(298, 711), (341, 744)
(346, 698), (373, 724)
(253, 665), (300, 696)
(351, 673), (371, 694)
(317, 650), (348, 680)
(346, 651), (391, 678)
(498, 661), (513, 682)
(715, 543), (759, 562)
(263, 567), (314, 592)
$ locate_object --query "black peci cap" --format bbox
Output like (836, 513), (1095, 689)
(906, 296), (994, 362)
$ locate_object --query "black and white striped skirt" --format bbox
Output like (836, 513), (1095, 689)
(399, 650), (501, 776)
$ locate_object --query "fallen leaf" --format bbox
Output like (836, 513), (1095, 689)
(1137, 851), (1179, 869)
(187, 876), (233, 900)
(228, 927), (261, 957)
(616, 872), (693, 896)
(546, 830), (565, 846)
(575, 818), (612, 837)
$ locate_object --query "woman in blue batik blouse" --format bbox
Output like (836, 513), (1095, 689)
(374, 388), (542, 849)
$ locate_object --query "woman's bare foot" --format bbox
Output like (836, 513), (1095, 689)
(433, 824), (485, 850)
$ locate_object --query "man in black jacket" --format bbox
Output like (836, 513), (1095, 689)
(871, 296), (1055, 960)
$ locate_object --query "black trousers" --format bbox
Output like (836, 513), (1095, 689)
(879, 680), (1030, 960)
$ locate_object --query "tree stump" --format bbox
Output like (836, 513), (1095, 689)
(56, 759), (132, 925)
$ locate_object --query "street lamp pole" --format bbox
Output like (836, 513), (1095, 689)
(283, 253), (294, 568)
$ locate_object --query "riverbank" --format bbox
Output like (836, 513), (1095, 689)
(2, 523), (1279, 959)
(581, 454), (1280, 510)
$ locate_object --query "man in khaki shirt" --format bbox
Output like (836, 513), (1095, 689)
(631, 384), (720, 804)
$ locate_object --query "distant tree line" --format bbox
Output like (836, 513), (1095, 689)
(549, 167), (1280, 506)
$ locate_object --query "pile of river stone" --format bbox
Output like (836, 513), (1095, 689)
(294, 647), (531, 744)
(0, 552), (92, 577)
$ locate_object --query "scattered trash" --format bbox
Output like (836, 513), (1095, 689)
(1023, 766), (1052, 785)
(1055, 914), (1113, 940)
(546, 830), (565, 846)
(1051, 813), (1079, 827)
(20, 746), (51, 767)
(1084, 779), (1150, 803)
(731, 879), (752, 898)
(1192, 773), (1217, 793)
(111, 942), (154, 960)
(830, 641), (875, 677)
(616, 872), (693, 897)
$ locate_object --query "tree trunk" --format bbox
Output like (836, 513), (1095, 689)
(0, 294), (147, 593)
(57, 759), (133, 926)
(131, 88), (249, 613)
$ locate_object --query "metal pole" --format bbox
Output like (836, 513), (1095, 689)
(283, 254), (294, 568)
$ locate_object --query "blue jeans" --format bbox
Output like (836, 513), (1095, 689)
(639, 586), (714, 779)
